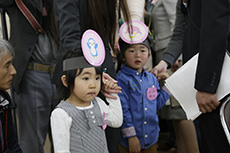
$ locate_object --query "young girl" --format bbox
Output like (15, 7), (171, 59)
(116, 21), (170, 153)
(50, 53), (122, 153)
(53, 1), (131, 151)
(51, 29), (122, 153)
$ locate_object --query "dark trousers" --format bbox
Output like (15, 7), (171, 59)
(199, 104), (230, 153)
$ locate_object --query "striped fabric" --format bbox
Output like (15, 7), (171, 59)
(57, 99), (109, 153)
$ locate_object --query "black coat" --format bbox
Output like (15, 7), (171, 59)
(0, 90), (22, 153)
(163, 0), (229, 94)
(184, 0), (229, 93)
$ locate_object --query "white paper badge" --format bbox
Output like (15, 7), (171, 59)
(81, 30), (105, 66)
(119, 20), (148, 44)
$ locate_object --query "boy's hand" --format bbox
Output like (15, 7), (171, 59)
(157, 72), (170, 81)
(101, 73), (122, 99)
(128, 136), (141, 153)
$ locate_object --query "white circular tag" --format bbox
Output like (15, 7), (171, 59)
(119, 20), (148, 44)
(81, 30), (105, 66)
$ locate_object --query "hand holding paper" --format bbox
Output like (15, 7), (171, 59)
(165, 52), (230, 120)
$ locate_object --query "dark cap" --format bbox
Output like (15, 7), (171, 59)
(118, 37), (151, 53)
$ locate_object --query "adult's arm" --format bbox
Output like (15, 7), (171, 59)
(126, 0), (145, 22)
(152, 0), (184, 76)
(161, 0), (184, 67)
(53, 0), (81, 57)
(194, 0), (229, 113)
(195, 0), (228, 93)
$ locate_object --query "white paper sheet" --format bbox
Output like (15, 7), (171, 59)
(165, 52), (230, 120)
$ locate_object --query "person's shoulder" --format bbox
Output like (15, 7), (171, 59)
(116, 67), (129, 79)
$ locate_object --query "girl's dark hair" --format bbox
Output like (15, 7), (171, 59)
(58, 52), (103, 100)
(87, 0), (130, 51)
(52, 0), (130, 51)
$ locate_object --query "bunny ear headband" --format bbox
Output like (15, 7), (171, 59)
(119, 20), (148, 44)
(118, 20), (150, 52)
(63, 30), (105, 71)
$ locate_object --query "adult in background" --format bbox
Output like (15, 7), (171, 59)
(148, 0), (200, 153)
(153, 0), (230, 152)
(53, 0), (130, 152)
(0, 38), (22, 153)
(0, 1), (60, 153)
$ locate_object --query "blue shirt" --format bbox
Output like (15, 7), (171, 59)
(117, 66), (170, 149)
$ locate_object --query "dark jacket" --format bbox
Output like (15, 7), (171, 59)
(53, 0), (116, 78)
(0, 90), (22, 153)
(162, 0), (229, 94)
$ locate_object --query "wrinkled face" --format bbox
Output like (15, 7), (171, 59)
(67, 67), (101, 106)
(0, 52), (16, 90)
(124, 44), (150, 73)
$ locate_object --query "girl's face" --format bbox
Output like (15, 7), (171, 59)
(63, 67), (101, 107)
(124, 44), (150, 73)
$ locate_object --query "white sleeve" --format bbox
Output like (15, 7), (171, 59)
(50, 108), (72, 153)
(96, 94), (123, 128)
(126, 0), (145, 22)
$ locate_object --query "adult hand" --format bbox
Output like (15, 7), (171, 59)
(128, 136), (141, 153)
(151, 60), (168, 80)
(101, 72), (122, 99)
(196, 91), (220, 113)
(171, 60), (180, 72)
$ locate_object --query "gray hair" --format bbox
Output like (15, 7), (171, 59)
(0, 38), (15, 61)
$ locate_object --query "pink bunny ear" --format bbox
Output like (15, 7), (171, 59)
(152, 0), (158, 4)
(102, 112), (107, 130)
(81, 29), (105, 66)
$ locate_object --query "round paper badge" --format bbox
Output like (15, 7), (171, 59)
(147, 85), (158, 101)
(119, 20), (148, 44)
(81, 30), (105, 66)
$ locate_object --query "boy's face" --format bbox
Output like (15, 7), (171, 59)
(124, 44), (150, 73)
(65, 67), (101, 107)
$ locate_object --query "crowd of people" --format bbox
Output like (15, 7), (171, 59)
(0, 0), (230, 153)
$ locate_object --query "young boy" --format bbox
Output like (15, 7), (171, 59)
(116, 21), (170, 153)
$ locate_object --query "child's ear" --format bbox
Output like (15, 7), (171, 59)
(147, 51), (151, 59)
(61, 75), (68, 88)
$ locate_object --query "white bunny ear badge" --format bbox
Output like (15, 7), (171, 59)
(63, 30), (105, 71)
(119, 20), (148, 44)
(81, 29), (105, 66)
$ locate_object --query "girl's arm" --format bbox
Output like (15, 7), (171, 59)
(96, 94), (123, 128)
(50, 108), (72, 153)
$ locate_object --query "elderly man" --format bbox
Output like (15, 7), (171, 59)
(0, 38), (22, 153)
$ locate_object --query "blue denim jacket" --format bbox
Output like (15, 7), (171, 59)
(117, 66), (170, 149)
